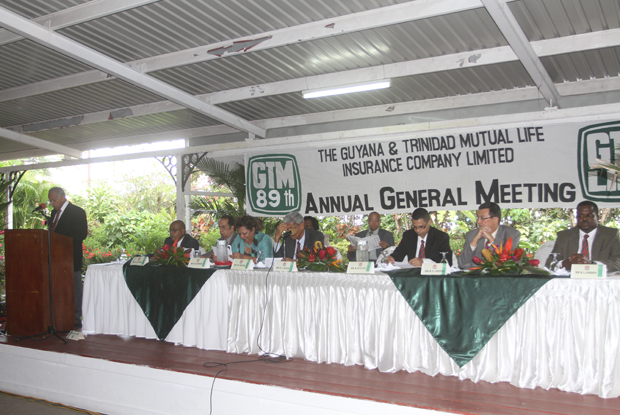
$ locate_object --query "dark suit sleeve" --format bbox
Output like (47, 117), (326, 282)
(391, 230), (415, 262)
(428, 228), (453, 266)
(381, 230), (395, 247)
(183, 235), (200, 250)
(594, 227), (620, 272)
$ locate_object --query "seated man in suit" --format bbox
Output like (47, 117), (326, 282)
(347, 212), (395, 262)
(274, 211), (324, 261)
(154, 220), (200, 258)
(458, 202), (520, 269)
(204, 215), (237, 260)
(545, 201), (620, 271)
(386, 208), (452, 266)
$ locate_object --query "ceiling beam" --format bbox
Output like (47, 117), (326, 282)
(481, 0), (561, 107)
(0, 0), (485, 103)
(0, 6), (265, 138)
(9, 27), (620, 135)
(4, 100), (620, 174)
(0, 127), (83, 158)
(0, 0), (160, 46)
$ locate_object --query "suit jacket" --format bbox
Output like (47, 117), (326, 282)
(163, 234), (200, 251)
(347, 228), (395, 261)
(545, 225), (620, 272)
(458, 224), (521, 269)
(274, 228), (324, 259)
(50, 202), (88, 272)
(391, 226), (452, 266)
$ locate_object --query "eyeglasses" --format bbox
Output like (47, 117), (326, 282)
(169, 228), (183, 232)
(412, 222), (429, 231)
(476, 216), (493, 221)
(368, 218), (381, 222)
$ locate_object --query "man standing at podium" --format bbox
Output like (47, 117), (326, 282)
(48, 187), (88, 327)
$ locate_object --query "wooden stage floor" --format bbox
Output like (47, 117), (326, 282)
(1, 331), (619, 415)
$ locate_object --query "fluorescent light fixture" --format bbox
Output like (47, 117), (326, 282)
(302, 79), (391, 99)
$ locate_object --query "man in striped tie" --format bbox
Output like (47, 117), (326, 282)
(48, 187), (88, 327)
(545, 201), (620, 272)
(387, 208), (452, 266)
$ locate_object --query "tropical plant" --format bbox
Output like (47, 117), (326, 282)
(194, 158), (245, 216)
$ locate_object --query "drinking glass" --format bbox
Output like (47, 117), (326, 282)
(439, 252), (449, 264)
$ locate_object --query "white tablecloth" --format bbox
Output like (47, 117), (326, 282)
(82, 263), (228, 350)
(82, 265), (620, 398)
(227, 271), (620, 398)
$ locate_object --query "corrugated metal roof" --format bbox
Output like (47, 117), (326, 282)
(0, 0), (619, 161)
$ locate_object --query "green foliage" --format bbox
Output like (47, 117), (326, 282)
(72, 184), (119, 223)
(10, 173), (54, 229)
(194, 158), (245, 216)
(84, 209), (175, 253)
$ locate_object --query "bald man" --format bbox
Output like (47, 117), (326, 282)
(162, 220), (200, 251)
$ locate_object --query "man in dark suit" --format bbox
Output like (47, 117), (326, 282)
(458, 202), (520, 269)
(274, 211), (324, 260)
(48, 187), (88, 327)
(161, 220), (200, 251)
(347, 212), (395, 262)
(545, 201), (620, 271)
(387, 208), (452, 266)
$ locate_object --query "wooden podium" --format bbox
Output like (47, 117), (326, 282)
(4, 229), (75, 336)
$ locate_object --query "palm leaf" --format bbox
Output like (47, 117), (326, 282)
(195, 158), (245, 215)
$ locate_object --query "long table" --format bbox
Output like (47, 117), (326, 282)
(82, 264), (620, 398)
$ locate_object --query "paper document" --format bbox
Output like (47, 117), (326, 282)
(347, 234), (381, 251)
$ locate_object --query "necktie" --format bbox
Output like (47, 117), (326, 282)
(51, 209), (62, 232)
(295, 241), (301, 259)
(581, 234), (590, 260)
(419, 240), (425, 259)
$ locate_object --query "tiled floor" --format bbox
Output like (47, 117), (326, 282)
(0, 391), (102, 415)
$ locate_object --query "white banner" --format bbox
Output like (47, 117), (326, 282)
(245, 119), (620, 216)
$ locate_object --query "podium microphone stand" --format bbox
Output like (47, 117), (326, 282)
(16, 223), (67, 344)
(5, 215), (73, 342)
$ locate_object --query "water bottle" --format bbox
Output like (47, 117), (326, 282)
(357, 240), (369, 262)
(120, 249), (128, 262)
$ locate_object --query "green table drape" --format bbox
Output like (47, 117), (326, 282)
(387, 268), (553, 367)
(123, 263), (217, 340)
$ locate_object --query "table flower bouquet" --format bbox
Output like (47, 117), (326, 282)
(296, 241), (345, 272)
(468, 237), (549, 275)
(147, 239), (190, 267)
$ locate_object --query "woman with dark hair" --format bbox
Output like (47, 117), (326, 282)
(303, 216), (320, 231)
(231, 215), (273, 263)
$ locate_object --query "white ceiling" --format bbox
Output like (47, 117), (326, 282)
(1, 0), (619, 163)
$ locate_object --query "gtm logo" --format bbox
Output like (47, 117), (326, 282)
(577, 121), (620, 201)
(246, 154), (302, 214)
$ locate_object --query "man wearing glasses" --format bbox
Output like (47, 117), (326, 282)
(386, 208), (452, 266)
(544, 201), (620, 271)
(458, 202), (520, 269)
(161, 220), (200, 252)
(347, 212), (395, 262)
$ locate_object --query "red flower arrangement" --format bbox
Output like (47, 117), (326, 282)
(296, 241), (345, 272)
(468, 237), (548, 275)
(147, 238), (191, 267)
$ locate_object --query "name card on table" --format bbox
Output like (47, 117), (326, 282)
(347, 262), (375, 274)
(231, 258), (254, 270)
(571, 263), (607, 278)
(274, 260), (298, 272)
(129, 256), (149, 266)
(421, 263), (450, 275)
(188, 257), (211, 269)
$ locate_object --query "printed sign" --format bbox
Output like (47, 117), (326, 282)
(244, 118), (620, 216)
(246, 154), (302, 214)
(421, 263), (449, 275)
(571, 263), (606, 278)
